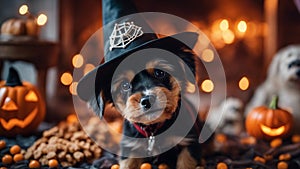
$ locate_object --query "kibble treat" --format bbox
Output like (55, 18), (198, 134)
(10, 145), (21, 155)
(25, 121), (102, 167)
(1, 154), (13, 165)
(0, 140), (6, 150)
(28, 160), (41, 168)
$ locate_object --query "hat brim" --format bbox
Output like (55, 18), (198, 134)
(77, 32), (199, 101)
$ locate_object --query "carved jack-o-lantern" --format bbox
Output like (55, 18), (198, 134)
(246, 96), (293, 140)
(0, 67), (45, 137)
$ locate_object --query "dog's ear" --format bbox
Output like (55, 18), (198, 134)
(87, 90), (109, 118)
(176, 47), (199, 88)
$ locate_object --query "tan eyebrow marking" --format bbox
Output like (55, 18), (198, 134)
(145, 59), (174, 72)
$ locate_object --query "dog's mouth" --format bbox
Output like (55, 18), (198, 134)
(135, 108), (164, 118)
(132, 108), (165, 124)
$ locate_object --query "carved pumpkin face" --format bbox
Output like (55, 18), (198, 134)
(0, 68), (45, 137)
(246, 97), (293, 140)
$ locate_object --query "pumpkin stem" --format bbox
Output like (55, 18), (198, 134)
(6, 67), (23, 87)
(269, 95), (279, 109)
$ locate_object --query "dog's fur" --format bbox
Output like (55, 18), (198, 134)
(245, 45), (300, 131)
(89, 47), (204, 169)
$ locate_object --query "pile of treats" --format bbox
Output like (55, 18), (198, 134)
(24, 121), (102, 167)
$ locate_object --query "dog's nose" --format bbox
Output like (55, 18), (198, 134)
(140, 95), (156, 110)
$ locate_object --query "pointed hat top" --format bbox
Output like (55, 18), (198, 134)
(102, 0), (138, 25)
(6, 67), (22, 87)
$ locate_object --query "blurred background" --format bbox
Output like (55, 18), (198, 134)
(0, 0), (299, 122)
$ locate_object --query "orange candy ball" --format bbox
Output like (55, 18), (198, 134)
(111, 164), (120, 169)
(0, 140), (6, 149)
(217, 162), (228, 169)
(13, 153), (24, 162)
(10, 145), (21, 155)
(292, 134), (300, 143)
(2, 154), (13, 164)
(48, 159), (59, 168)
(140, 163), (152, 169)
(277, 161), (288, 169)
(270, 138), (283, 148)
(29, 160), (41, 168)
(158, 163), (169, 169)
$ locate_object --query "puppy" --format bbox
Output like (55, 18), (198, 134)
(245, 45), (300, 131)
(90, 47), (204, 169)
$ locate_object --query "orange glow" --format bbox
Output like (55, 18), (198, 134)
(260, 125), (285, 136)
(67, 114), (78, 123)
(60, 72), (73, 86)
(201, 49), (214, 62)
(83, 64), (95, 75)
(37, 14), (47, 26)
(72, 54), (84, 68)
(19, 5), (28, 15)
(239, 76), (250, 91)
(2, 98), (18, 111)
(69, 82), (78, 95)
(222, 29), (235, 44)
(25, 91), (38, 102)
(237, 20), (247, 33)
(219, 19), (229, 31)
(201, 79), (214, 93)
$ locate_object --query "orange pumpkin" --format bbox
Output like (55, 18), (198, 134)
(1, 18), (26, 36)
(1, 17), (39, 37)
(246, 96), (293, 140)
(0, 67), (45, 137)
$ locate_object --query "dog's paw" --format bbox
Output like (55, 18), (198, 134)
(176, 148), (198, 169)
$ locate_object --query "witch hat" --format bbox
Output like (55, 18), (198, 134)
(77, 0), (199, 101)
(6, 67), (23, 87)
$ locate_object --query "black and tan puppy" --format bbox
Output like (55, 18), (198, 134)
(87, 47), (204, 169)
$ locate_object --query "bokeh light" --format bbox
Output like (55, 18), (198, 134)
(239, 76), (250, 91)
(83, 64), (96, 75)
(219, 19), (229, 31)
(237, 20), (247, 33)
(37, 14), (47, 26)
(19, 5), (28, 15)
(69, 82), (78, 95)
(72, 54), (84, 68)
(201, 49), (214, 62)
(60, 72), (73, 86)
(201, 79), (214, 93)
(186, 81), (196, 93)
(222, 29), (235, 44)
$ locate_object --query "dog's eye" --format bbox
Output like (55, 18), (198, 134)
(154, 69), (166, 79)
(121, 81), (131, 91)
